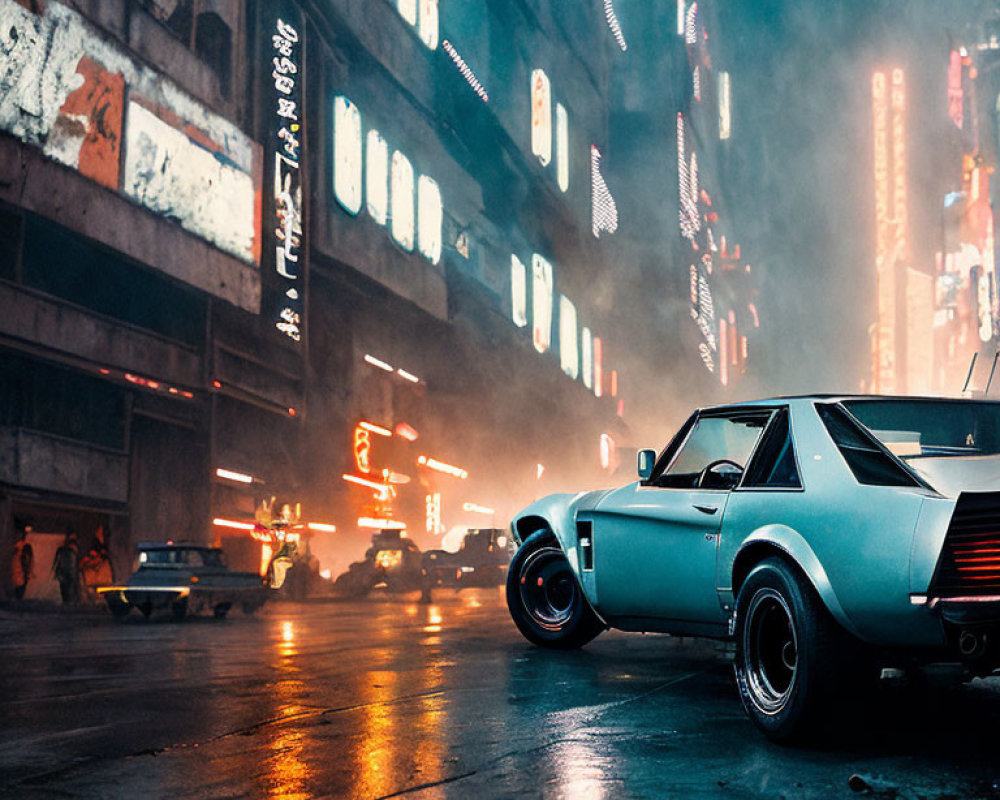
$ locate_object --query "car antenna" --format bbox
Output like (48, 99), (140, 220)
(962, 352), (978, 394)
(986, 352), (1000, 398)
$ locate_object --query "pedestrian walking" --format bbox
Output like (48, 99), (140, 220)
(11, 524), (34, 600)
(52, 531), (80, 605)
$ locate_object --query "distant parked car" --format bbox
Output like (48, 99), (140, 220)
(98, 542), (267, 620)
(423, 529), (511, 591)
(332, 530), (425, 597)
(507, 396), (1000, 742)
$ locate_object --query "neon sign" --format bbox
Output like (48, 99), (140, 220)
(270, 11), (304, 343)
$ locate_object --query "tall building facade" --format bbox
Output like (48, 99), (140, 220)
(0, 0), (630, 588)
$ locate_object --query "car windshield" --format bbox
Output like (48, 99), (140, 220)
(842, 399), (1000, 459)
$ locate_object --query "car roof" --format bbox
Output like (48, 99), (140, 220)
(700, 394), (1000, 413)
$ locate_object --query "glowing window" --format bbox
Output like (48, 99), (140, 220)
(531, 254), (553, 353)
(556, 103), (569, 193)
(419, 0), (439, 49)
(333, 96), (362, 216)
(417, 175), (442, 264)
(366, 129), (388, 226)
(559, 295), (579, 379)
(719, 72), (731, 140)
(581, 327), (593, 389)
(511, 254), (528, 327)
(390, 151), (415, 251)
(593, 336), (603, 397)
(531, 69), (552, 167)
(397, 0), (417, 26)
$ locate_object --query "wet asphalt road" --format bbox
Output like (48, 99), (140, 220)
(2, 590), (1000, 800)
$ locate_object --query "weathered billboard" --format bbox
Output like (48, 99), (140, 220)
(0, 0), (262, 267)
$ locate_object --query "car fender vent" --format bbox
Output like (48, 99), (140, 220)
(933, 491), (1000, 597)
(577, 519), (594, 571)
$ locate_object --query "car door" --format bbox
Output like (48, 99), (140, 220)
(589, 409), (772, 625)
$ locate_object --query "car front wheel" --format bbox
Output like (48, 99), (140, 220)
(506, 530), (604, 649)
(734, 557), (860, 743)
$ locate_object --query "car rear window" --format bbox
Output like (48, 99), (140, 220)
(816, 403), (921, 487)
(742, 408), (801, 489)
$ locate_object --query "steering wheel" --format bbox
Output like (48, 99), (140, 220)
(697, 459), (744, 489)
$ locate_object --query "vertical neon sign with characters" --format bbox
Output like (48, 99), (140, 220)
(269, 8), (305, 344)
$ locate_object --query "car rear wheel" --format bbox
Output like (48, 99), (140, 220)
(734, 557), (870, 743)
(506, 530), (604, 649)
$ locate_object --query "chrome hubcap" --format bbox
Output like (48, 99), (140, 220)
(743, 587), (798, 715)
(518, 547), (577, 630)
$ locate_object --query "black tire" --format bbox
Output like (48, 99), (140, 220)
(734, 556), (871, 744)
(213, 603), (231, 619)
(106, 598), (131, 620)
(506, 530), (604, 649)
(171, 598), (188, 621)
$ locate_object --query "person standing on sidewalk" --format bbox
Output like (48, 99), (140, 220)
(51, 531), (80, 605)
(10, 524), (34, 600)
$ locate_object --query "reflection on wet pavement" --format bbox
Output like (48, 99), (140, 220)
(1, 590), (1000, 799)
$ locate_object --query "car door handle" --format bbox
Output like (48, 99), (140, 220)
(693, 504), (719, 515)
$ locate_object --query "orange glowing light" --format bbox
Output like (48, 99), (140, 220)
(212, 380), (222, 389)
(213, 517), (256, 531)
(416, 455), (468, 479)
(308, 522), (337, 533)
(375, 550), (403, 569)
(395, 422), (419, 441)
(358, 517), (407, 530)
(353, 427), (373, 474)
(359, 421), (393, 437)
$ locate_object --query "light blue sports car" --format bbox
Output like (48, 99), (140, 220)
(506, 396), (1000, 742)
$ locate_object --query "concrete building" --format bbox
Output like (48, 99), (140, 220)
(0, 0), (630, 591)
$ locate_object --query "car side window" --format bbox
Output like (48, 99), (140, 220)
(655, 411), (770, 489)
(815, 403), (921, 488)
(742, 408), (802, 489)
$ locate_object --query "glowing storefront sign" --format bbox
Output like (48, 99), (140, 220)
(531, 69), (552, 167)
(591, 145), (619, 237)
(354, 426), (373, 473)
(359, 517), (406, 530)
(442, 40), (488, 102)
(556, 103), (569, 193)
(719, 72), (731, 140)
(425, 493), (442, 534)
(213, 518), (256, 531)
(417, 175), (443, 264)
(216, 467), (253, 484)
(581, 327), (593, 389)
(599, 433), (614, 471)
(270, 12), (304, 343)
(593, 336), (603, 397)
(604, 1), (628, 51)
(343, 473), (389, 494)
(366, 129), (389, 226)
(359, 421), (393, 437)
(559, 295), (579, 379)
(334, 96), (363, 215)
(419, 0), (439, 50)
(391, 150), (415, 251)
(417, 456), (468, 479)
(397, 0), (417, 26)
(532, 254), (554, 353)
(365, 353), (394, 372)
(948, 50), (964, 129)
(307, 522), (337, 533)
(511, 255), (528, 327)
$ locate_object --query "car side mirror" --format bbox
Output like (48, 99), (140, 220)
(637, 448), (656, 481)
